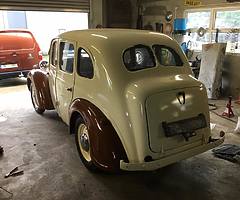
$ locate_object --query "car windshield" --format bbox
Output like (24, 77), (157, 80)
(0, 32), (34, 51)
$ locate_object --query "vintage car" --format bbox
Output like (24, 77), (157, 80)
(0, 29), (42, 80)
(27, 29), (225, 172)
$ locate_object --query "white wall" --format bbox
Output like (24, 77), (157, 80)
(0, 11), (4, 29)
(26, 11), (88, 53)
(0, 11), (9, 29)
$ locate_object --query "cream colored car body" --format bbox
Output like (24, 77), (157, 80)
(47, 29), (224, 171)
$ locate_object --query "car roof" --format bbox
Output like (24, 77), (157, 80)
(59, 29), (176, 48)
(59, 29), (189, 75)
(0, 29), (33, 34)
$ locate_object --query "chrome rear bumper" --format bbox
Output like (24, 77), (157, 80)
(0, 70), (30, 79)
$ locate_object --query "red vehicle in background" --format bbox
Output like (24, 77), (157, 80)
(0, 29), (42, 80)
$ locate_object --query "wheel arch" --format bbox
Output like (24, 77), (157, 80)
(69, 98), (128, 172)
(69, 111), (83, 135)
(27, 69), (54, 110)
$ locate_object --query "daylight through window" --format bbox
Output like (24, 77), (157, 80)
(185, 7), (240, 53)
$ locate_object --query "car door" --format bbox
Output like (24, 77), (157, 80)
(55, 40), (76, 124)
(48, 38), (59, 108)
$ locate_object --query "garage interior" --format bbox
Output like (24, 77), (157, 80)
(0, 0), (240, 200)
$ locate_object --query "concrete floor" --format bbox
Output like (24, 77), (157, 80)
(0, 78), (240, 200)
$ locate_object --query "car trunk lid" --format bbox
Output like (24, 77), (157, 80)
(146, 86), (210, 153)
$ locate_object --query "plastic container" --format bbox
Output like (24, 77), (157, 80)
(174, 18), (187, 34)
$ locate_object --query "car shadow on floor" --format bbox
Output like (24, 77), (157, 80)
(89, 162), (212, 200)
(38, 111), (63, 123)
(0, 78), (27, 88)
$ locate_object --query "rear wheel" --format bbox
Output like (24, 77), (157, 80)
(75, 118), (98, 172)
(30, 84), (45, 114)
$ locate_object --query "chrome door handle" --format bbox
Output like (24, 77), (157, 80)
(67, 87), (73, 92)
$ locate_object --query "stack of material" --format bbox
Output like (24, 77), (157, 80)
(212, 144), (240, 163)
(198, 43), (227, 99)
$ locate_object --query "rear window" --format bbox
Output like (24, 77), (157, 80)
(123, 45), (156, 71)
(0, 32), (34, 51)
(153, 45), (183, 66)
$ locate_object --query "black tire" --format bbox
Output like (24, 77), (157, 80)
(75, 117), (99, 172)
(30, 84), (45, 114)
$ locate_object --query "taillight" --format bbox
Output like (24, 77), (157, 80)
(36, 46), (42, 60)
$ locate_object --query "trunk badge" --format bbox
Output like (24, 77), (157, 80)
(177, 92), (186, 105)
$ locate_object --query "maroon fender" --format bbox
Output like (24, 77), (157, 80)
(27, 69), (54, 110)
(69, 99), (128, 172)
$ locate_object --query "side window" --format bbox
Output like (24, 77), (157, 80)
(123, 45), (155, 71)
(77, 48), (94, 79)
(59, 42), (74, 73)
(51, 41), (58, 66)
(153, 45), (183, 66)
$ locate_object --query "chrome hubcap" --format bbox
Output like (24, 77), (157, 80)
(80, 133), (90, 152)
(78, 124), (91, 162)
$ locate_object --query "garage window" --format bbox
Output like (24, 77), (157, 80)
(59, 42), (74, 73)
(186, 11), (211, 29)
(215, 10), (240, 29)
(77, 48), (94, 79)
(185, 8), (240, 53)
(123, 45), (155, 71)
